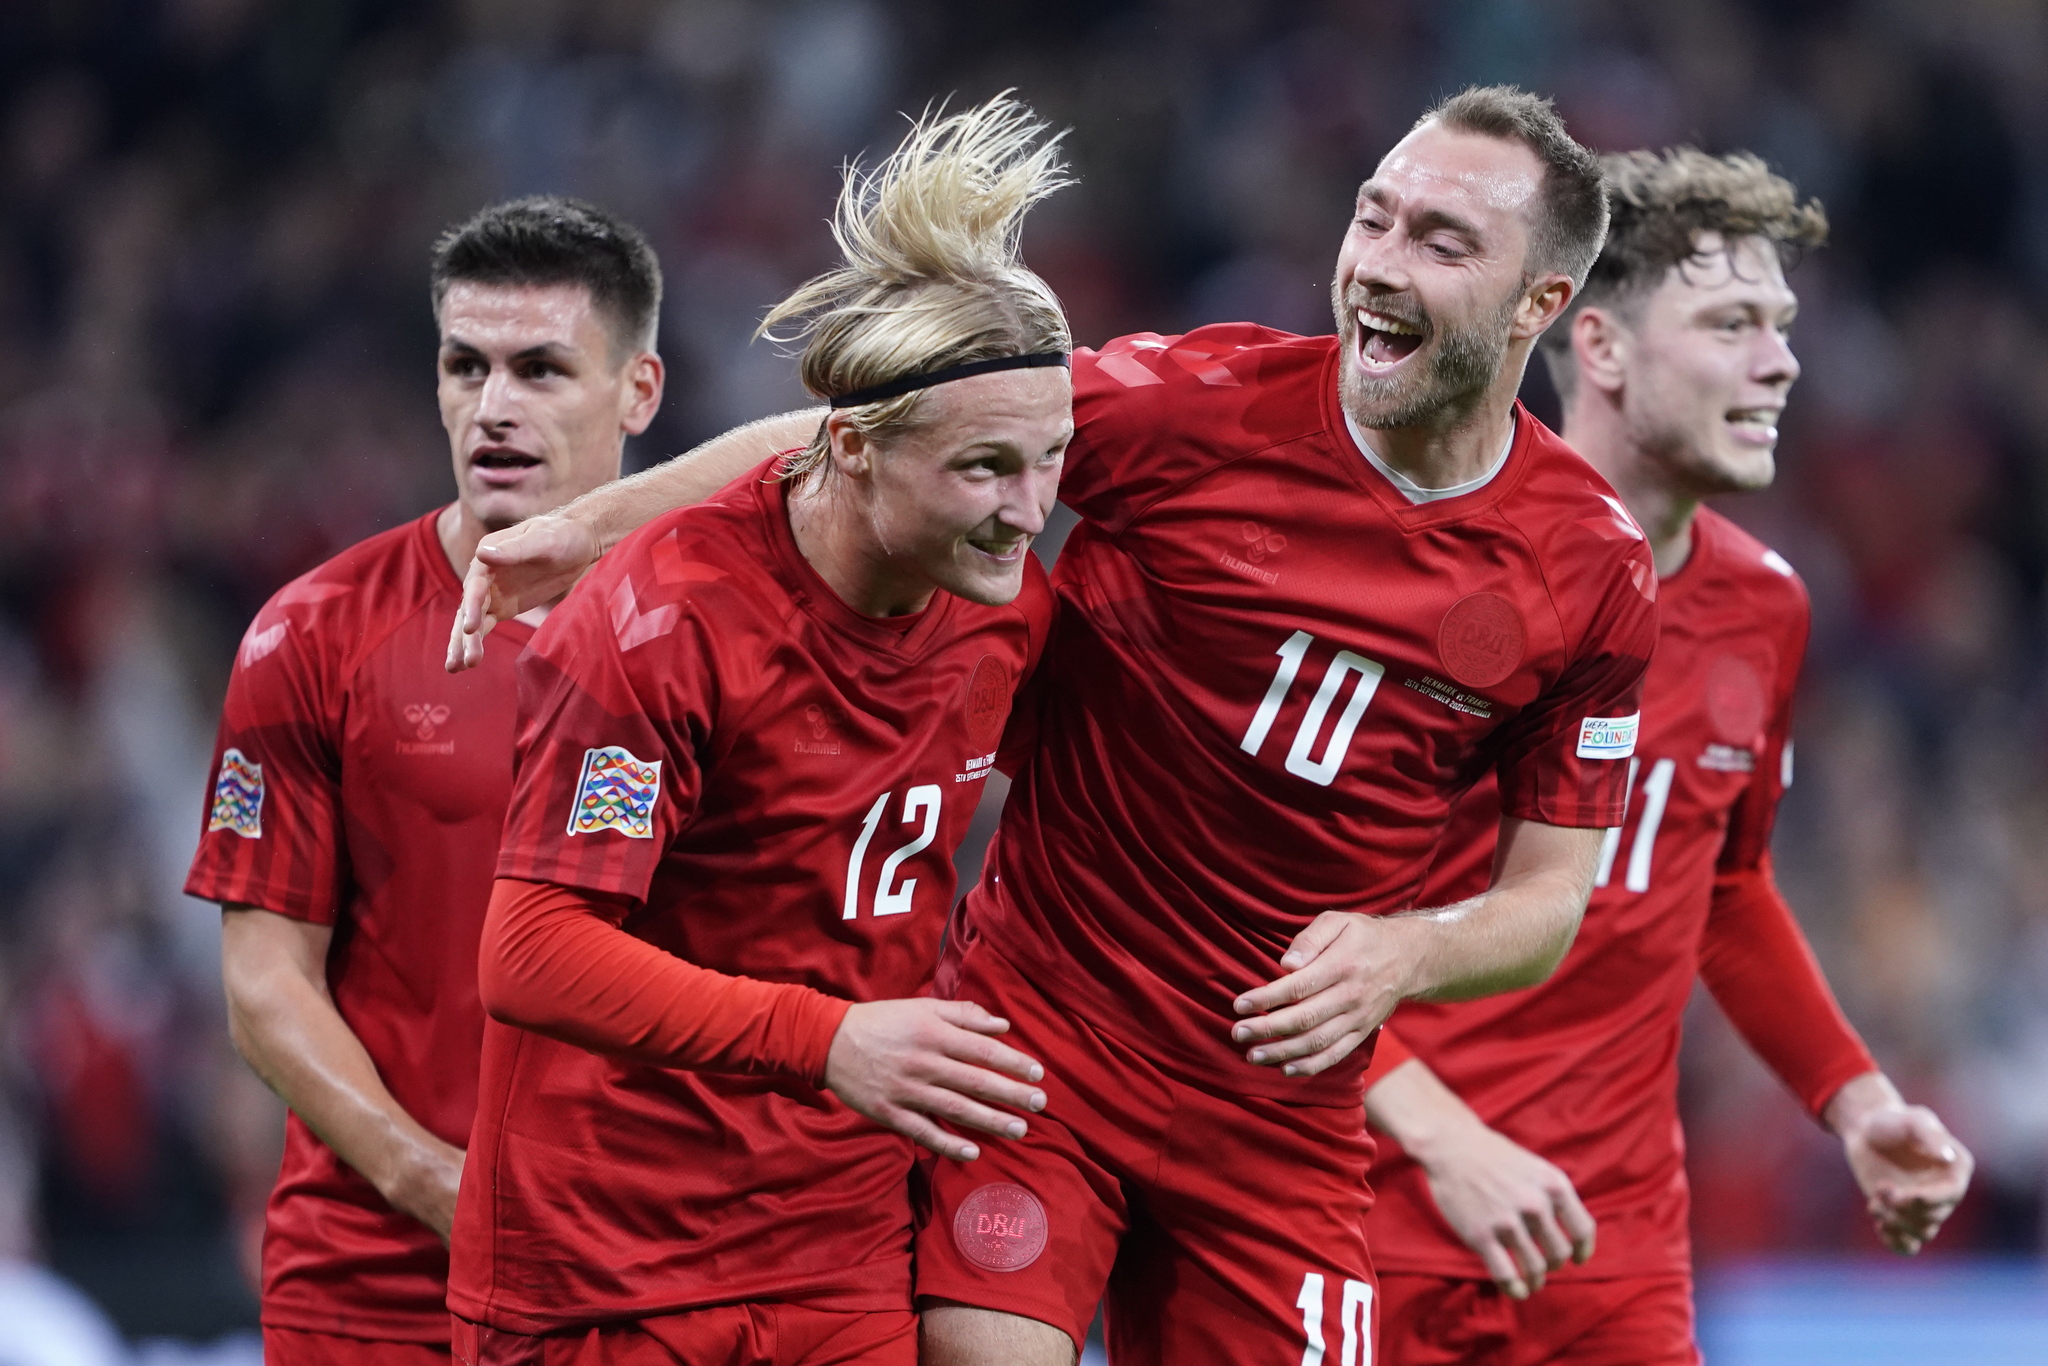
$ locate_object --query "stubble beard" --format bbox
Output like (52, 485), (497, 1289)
(1333, 279), (1521, 431)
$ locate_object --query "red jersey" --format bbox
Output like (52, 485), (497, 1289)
(1369, 507), (1875, 1279)
(448, 463), (1054, 1335)
(183, 510), (535, 1343)
(966, 325), (1659, 1105)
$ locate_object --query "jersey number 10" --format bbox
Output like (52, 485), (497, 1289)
(1241, 631), (1386, 787)
(843, 785), (944, 919)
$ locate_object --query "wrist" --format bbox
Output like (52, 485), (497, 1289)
(1823, 1070), (1901, 1137)
(1377, 912), (1445, 1002)
(1364, 1058), (1485, 1165)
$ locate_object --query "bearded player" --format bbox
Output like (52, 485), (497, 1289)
(1360, 150), (1974, 1366)
(184, 198), (665, 1366)
(446, 99), (1067, 1366)
(448, 87), (1655, 1365)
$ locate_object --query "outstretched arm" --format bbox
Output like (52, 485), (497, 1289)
(447, 408), (823, 671)
(1364, 1044), (1595, 1299)
(222, 906), (465, 1241)
(1701, 860), (1972, 1253)
(1232, 817), (1602, 1077)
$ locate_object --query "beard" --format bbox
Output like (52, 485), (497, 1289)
(1332, 277), (1521, 430)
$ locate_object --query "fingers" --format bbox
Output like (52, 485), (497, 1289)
(1525, 1202), (1576, 1272)
(875, 1104), (983, 1163)
(1279, 910), (1353, 972)
(1556, 1181), (1597, 1264)
(1495, 1218), (1549, 1297)
(1474, 1238), (1529, 1301)
(935, 998), (1014, 1038)
(1234, 960), (1339, 1019)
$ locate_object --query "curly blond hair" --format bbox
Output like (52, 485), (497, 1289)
(759, 95), (1073, 481)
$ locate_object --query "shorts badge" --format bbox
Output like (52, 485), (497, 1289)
(567, 746), (661, 839)
(208, 748), (264, 839)
(953, 1182), (1049, 1273)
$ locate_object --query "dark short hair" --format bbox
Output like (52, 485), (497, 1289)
(1416, 85), (1608, 290)
(1540, 148), (1828, 398)
(430, 195), (662, 357)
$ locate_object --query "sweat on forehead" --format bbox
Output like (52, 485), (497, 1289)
(1368, 126), (1543, 216)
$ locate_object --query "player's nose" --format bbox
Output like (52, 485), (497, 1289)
(474, 365), (522, 428)
(1754, 326), (1799, 387)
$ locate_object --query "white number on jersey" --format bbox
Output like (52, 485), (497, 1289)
(842, 784), (944, 919)
(1242, 631), (1386, 787)
(1592, 756), (1676, 893)
(1296, 1270), (1372, 1366)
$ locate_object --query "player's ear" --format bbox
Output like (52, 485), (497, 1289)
(1573, 306), (1628, 398)
(1513, 274), (1574, 340)
(826, 414), (876, 481)
(620, 351), (665, 437)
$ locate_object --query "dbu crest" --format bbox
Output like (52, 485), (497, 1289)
(567, 746), (662, 839)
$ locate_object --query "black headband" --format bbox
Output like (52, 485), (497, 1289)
(827, 351), (1070, 408)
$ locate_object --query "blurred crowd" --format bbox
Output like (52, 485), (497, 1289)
(1, 0), (2044, 1343)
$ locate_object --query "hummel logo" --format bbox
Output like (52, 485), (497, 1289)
(403, 703), (451, 741)
(1239, 521), (1288, 563)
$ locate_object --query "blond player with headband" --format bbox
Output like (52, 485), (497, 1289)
(444, 98), (1071, 1366)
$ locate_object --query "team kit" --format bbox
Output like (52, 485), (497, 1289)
(187, 88), (1971, 1366)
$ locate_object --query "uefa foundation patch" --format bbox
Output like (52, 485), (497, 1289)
(1576, 712), (1640, 760)
(953, 1182), (1048, 1272)
(567, 746), (662, 838)
(208, 748), (265, 839)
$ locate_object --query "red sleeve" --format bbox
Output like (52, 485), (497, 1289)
(1494, 536), (1657, 829)
(1699, 856), (1877, 1120)
(479, 878), (852, 1083)
(183, 577), (352, 922)
(993, 557), (1057, 778)
(1360, 1023), (1418, 1091)
(1058, 326), (1307, 535)
(496, 531), (709, 899)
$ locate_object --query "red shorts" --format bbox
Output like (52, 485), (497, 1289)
(916, 933), (1377, 1365)
(451, 1306), (916, 1366)
(264, 1327), (450, 1365)
(1377, 1272), (1697, 1366)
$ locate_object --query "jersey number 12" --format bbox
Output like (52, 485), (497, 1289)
(843, 785), (943, 919)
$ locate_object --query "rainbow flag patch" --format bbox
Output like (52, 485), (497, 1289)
(568, 746), (661, 839)
(208, 748), (265, 839)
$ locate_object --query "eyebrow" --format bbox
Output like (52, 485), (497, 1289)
(1359, 183), (1486, 244)
(440, 337), (578, 362)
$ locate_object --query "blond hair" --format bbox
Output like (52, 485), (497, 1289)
(758, 95), (1073, 481)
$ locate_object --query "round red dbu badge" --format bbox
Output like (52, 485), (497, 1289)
(964, 655), (1010, 752)
(1437, 592), (1525, 689)
(1705, 654), (1767, 746)
(952, 1182), (1048, 1272)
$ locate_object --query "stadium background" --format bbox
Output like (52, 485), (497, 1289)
(1, 0), (2045, 1359)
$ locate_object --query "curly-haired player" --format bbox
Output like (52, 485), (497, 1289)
(1361, 147), (1974, 1366)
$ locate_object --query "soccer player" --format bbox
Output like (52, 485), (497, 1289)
(1360, 149), (1975, 1365)
(449, 87), (1656, 1366)
(185, 197), (666, 1366)
(443, 100), (1067, 1366)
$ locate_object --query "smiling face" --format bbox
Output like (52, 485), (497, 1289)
(1608, 233), (1800, 495)
(824, 366), (1071, 610)
(1331, 121), (1567, 430)
(436, 281), (662, 531)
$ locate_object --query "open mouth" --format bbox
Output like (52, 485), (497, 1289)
(1724, 407), (1780, 445)
(1355, 306), (1426, 374)
(471, 448), (543, 484)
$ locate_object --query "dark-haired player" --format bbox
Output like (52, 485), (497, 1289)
(185, 197), (664, 1366)
(451, 87), (1656, 1365)
(1361, 149), (1975, 1366)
